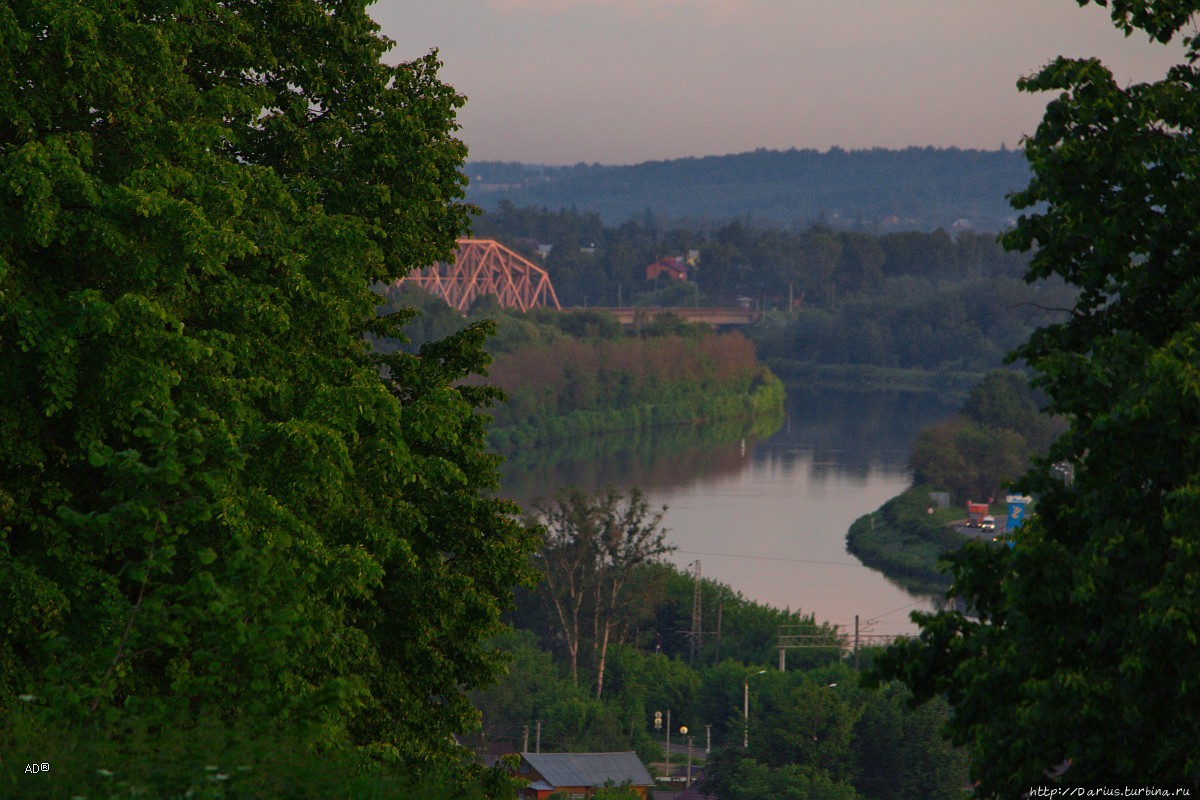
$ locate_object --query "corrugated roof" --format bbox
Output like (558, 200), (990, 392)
(522, 752), (654, 788)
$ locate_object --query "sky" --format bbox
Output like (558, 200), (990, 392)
(373, 1), (1192, 166)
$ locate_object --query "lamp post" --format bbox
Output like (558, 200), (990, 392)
(681, 726), (693, 788)
(743, 669), (766, 749)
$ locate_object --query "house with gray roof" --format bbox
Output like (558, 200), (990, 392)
(516, 751), (655, 799)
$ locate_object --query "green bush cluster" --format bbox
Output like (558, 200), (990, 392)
(846, 370), (1066, 592)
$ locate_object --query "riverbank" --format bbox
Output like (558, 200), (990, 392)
(765, 359), (983, 398)
(845, 485), (968, 595)
(489, 367), (784, 450)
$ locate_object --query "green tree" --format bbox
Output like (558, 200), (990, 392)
(532, 487), (674, 698)
(874, 1), (1200, 792)
(852, 683), (968, 800)
(750, 673), (863, 784)
(908, 371), (1054, 504)
(700, 751), (859, 800)
(0, 0), (537, 781)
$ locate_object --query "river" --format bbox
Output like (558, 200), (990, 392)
(497, 387), (960, 637)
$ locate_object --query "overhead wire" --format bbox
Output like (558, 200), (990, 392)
(675, 549), (862, 568)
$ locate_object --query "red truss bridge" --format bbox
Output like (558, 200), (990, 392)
(397, 238), (562, 313)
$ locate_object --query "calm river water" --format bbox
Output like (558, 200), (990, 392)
(498, 388), (959, 637)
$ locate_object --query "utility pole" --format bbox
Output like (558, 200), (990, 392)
(523, 724), (529, 753)
(743, 669), (766, 748)
(666, 709), (671, 768)
(854, 615), (861, 672)
(535, 719), (541, 754)
(682, 729), (693, 788)
(705, 723), (711, 755)
(690, 561), (702, 663)
(714, 600), (723, 664)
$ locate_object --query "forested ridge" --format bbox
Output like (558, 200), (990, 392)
(467, 146), (1029, 232)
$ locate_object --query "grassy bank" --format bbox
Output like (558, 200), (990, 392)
(765, 358), (982, 398)
(845, 485), (969, 595)
(489, 367), (784, 450)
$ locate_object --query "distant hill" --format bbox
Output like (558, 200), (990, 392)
(465, 147), (1031, 233)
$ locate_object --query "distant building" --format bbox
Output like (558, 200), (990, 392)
(646, 256), (688, 282)
(515, 752), (655, 800)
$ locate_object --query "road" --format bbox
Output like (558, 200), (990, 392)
(953, 516), (1008, 541)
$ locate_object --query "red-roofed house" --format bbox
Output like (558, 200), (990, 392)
(646, 257), (688, 282)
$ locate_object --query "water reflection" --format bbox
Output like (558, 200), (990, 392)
(498, 413), (772, 508)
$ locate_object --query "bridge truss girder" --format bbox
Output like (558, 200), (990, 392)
(398, 238), (561, 313)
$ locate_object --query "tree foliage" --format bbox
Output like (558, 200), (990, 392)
(697, 667), (967, 800)
(0, 0), (538, 779)
(874, 1), (1200, 792)
(475, 203), (1031, 310)
(908, 370), (1064, 503)
(532, 487), (674, 698)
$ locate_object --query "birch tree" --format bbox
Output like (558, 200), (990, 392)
(533, 487), (673, 697)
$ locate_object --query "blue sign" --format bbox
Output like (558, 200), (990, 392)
(1006, 494), (1031, 530)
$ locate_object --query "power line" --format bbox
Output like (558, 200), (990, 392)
(675, 549), (863, 568)
(866, 599), (927, 621)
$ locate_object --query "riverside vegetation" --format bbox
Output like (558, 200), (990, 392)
(376, 284), (786, 450)
(846, 371), (1064, 593)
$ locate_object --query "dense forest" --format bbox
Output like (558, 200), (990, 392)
(466, 147), (1030, 232)
(469, 204), (1074, 389)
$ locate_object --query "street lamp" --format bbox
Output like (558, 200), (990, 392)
(680, 726), (693, 788)
(743, 669), (766, 749)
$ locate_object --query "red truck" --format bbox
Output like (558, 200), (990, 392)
(966, 501), (989, 528)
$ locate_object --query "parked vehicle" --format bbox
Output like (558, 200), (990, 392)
(966, 501), (989, 528)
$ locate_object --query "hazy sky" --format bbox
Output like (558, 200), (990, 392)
(374, 1), (1191, 165)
